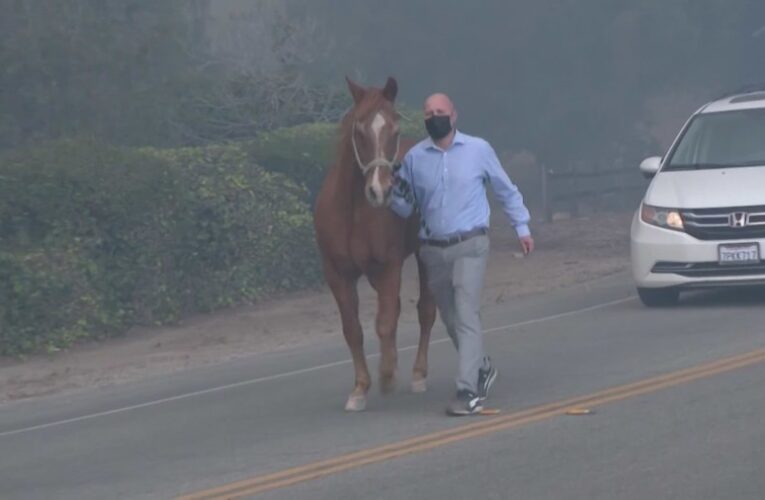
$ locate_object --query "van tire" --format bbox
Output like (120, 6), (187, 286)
(637, 287), (680, 307)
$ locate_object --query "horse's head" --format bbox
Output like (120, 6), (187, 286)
(345, 76), (401, 208)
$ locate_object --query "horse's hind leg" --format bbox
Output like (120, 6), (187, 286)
(368, 263), (402, 395)
(326, 263), (370, 411)
(412, 252), (437, 393)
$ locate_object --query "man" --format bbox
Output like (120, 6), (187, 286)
(390, 93), (534, 416)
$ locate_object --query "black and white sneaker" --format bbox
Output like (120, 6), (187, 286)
(477, 364), (498, 401)
(446, 389), (483, 416)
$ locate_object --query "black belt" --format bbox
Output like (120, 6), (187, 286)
(421, 227), (488, 248)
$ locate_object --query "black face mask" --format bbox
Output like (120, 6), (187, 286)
(424, 115), (452, 141)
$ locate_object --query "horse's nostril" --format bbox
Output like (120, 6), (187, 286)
(367, 186), (376, 200)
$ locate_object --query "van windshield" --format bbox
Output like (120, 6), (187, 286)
(665, 108), (765, 171)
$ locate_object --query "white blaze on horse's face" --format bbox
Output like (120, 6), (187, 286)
(355, 111), (400, 208)
(368, 113), (388, 207)
(370, 164), (384, 207)
(371, 112), (386, 159)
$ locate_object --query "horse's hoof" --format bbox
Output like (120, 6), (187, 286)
(379, 375), (397, 395)
(345, 395), (367, 412)
(411, 377), (427, 393)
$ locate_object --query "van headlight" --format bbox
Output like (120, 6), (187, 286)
(640, 204), (684, 231)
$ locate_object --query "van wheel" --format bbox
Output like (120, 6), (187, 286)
(637, 287), (680, 307)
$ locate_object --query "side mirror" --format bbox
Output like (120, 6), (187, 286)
(639, 156), (662, 179)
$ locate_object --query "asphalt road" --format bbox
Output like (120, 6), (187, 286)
(1, 272), (764, 500)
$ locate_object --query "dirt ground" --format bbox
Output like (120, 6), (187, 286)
(0, 211), (635, 403)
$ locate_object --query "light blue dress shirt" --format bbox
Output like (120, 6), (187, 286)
(390, 130), (531, 239)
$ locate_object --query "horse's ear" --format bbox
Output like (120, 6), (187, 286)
(346, 76), (366, 105)
(382, 77), (398, 102)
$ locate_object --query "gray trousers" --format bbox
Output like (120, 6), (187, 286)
(419, 234), (490, 393)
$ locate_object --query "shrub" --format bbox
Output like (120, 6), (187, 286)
(0, 139), (321, 355)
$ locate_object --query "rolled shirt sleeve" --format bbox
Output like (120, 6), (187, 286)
(389, 154), (416, 219)
(482, 142), (531, 238)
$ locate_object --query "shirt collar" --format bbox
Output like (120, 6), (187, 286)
(425, 129), (466, 151)
(453, 130), (467, 145)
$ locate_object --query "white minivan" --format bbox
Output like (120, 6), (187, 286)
(631, 88), (765, 306)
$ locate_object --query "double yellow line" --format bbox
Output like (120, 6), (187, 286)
(179, 347), (765, 499)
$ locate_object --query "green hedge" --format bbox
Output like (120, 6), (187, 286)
(246, 123), (336, 205)
(0, 139), (321, 356)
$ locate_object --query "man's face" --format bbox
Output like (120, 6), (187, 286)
(423, 94), (456, 128)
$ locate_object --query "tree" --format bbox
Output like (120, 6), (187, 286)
(169, 1), (349, 144)
(0, 0), (208, 148)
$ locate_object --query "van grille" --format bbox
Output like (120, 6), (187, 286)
(681, 206), (765, 240)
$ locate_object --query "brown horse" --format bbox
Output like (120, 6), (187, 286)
(313, 76), (437, 411)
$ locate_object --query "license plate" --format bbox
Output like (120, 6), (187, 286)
(718, 243), (760, 265)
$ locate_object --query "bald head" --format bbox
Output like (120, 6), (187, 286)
(424, 93), (456, 118)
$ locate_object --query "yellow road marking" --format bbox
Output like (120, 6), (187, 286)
(178, 348), (765, 499)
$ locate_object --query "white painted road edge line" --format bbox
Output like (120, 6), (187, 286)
(0, 296), (635, 438)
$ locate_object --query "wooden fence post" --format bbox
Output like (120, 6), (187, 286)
(569, 162), (579, 218)
(541, 164), (552, 222)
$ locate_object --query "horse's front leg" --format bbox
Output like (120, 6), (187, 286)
(326, 263), (370, 411)
(369, 263), (403, 395)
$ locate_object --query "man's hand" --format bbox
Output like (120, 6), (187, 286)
(519, 235), (534, 255)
